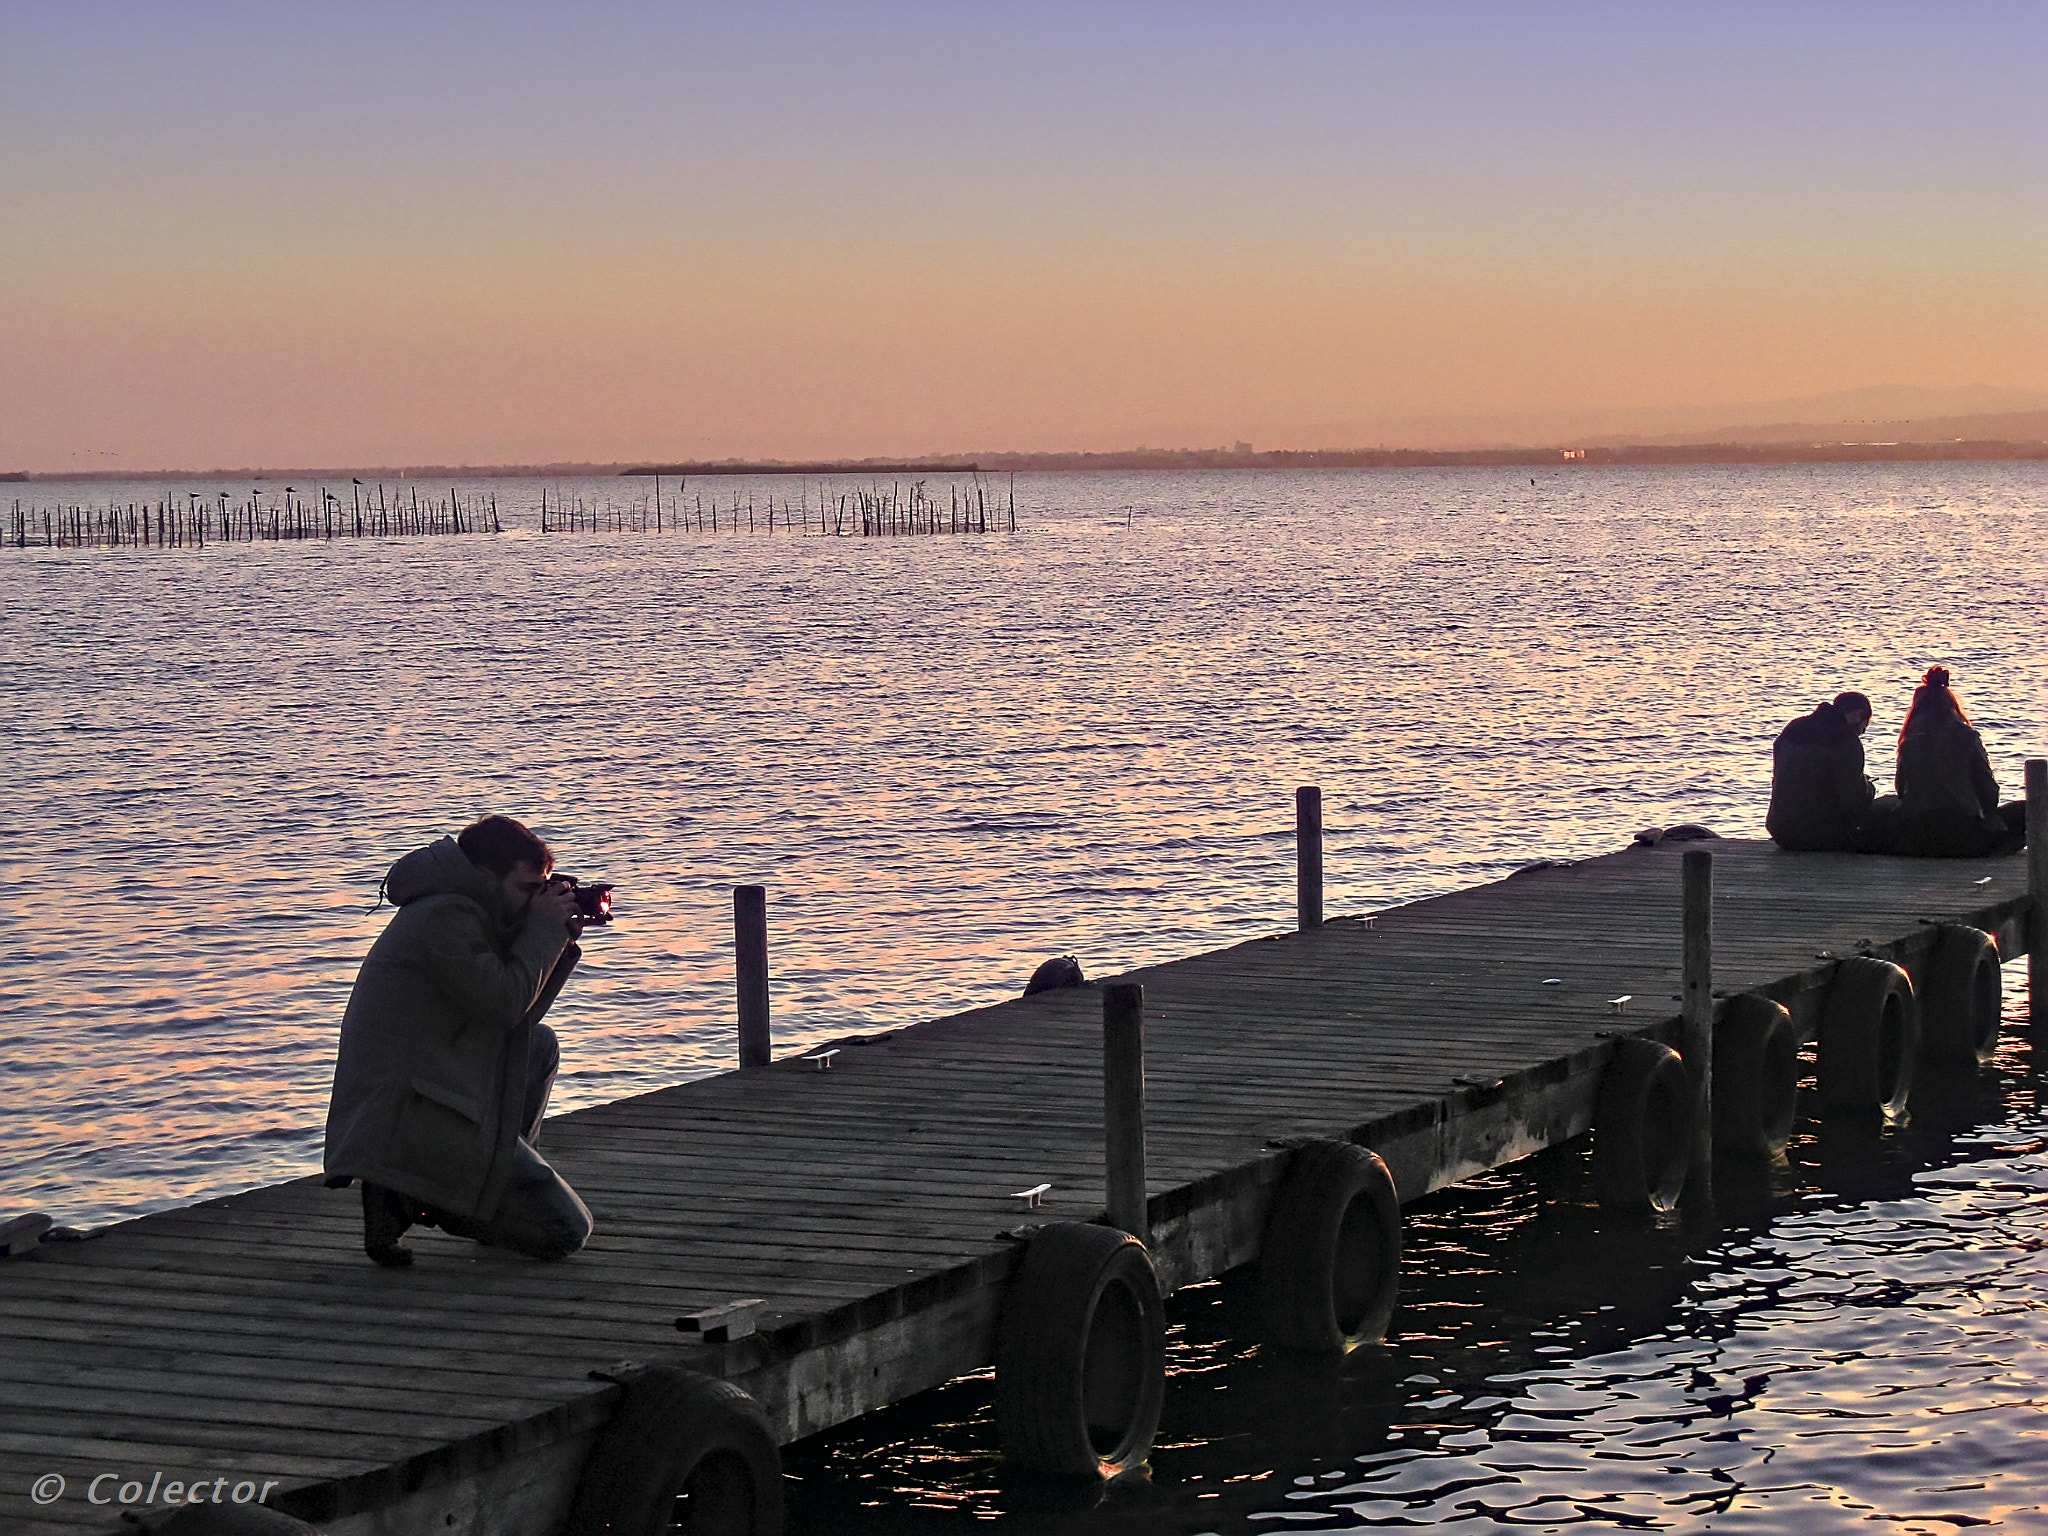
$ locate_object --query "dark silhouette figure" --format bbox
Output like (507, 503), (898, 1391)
(1878, 667), (2026, 857)
(1766, 692), (1875, 851)
(1023, 954), (1086, 997)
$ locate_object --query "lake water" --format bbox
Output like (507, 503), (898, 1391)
(4, 462), (2046, 1530)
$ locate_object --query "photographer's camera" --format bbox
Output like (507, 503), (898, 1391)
(548, 874), (615, 925)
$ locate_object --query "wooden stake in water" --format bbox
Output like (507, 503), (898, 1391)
(2029, 759), (2046, 1032)
(1296, 785), (1324, 929)
(1681, 849), (1714, 1200)
(735, 885), (771, 1069)
(1103, 982), (1148, 1240)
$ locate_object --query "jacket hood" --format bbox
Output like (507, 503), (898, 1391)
(386, 836), (500, 910)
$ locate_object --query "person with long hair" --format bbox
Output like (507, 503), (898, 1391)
(1888, 666), (2026, 857)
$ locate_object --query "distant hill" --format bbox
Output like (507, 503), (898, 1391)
(1586, 409), (2048, 449)
(1295, 386), (2048, 453)
(1674, 383), (2048, 425)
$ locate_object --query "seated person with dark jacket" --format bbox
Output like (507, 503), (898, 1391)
(1766, 691), (1875, 851)
(1886, 667), (2027, 858)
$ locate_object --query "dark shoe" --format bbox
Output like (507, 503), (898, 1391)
(362, 1181), (421, 1267)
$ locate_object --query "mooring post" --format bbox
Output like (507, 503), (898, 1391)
(1103, 981), (1148, 1240)
(2029, 760), (2046, 1032)
(1296, 785), (1324, 930)
(1681, 849), (1714, 1198)
(734, 884), (770, 1069)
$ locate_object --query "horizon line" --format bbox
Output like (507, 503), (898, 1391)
(10, 435), (2048, 485)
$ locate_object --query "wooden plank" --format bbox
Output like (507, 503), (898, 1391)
(0, 1332), (606, 1404)
(2, 840), (2031, 1536)
(0, 1296), (663, 1377)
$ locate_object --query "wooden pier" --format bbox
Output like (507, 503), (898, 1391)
(2, 834), (2039, 1535)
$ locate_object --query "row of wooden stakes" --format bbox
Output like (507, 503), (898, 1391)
(7, 488), (498, 549)
(540, 476), (1019, 536)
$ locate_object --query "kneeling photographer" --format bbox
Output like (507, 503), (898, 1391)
(323, 815), (611, 1266)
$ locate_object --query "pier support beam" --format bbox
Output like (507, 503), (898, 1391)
(735, 885), (770, 1069)
(1103, 982), (1149, 1240)
(1681, 850), (1713, 1199)
(1297, 785), (1323, 930)
(2030, 760), (2046, 1033)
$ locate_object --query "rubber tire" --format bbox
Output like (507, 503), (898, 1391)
(1593, 1037), (1694, 1213)
(1917, 925), (2001, 1066)
(1818, 956), (1918, 1119)
(566, 1366), (784, 1536)
(1712, 994), (1799, 1159)
(1256, 1141), (1401, 1352)
(995, 1220), (1166, 1480)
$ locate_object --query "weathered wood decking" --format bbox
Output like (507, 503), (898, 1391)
(1, 839), (2033, 1534)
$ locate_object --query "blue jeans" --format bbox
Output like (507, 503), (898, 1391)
(523, 1022), (560, 1141)
(480, 1138), (593, 1260)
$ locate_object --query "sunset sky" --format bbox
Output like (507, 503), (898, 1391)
(4, 2), (2043, 470)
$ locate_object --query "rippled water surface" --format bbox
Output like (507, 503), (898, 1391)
(5, 462), (2047, 1529)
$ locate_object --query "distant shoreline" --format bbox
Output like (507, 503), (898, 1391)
(9, 438), (2043, 484)
(623, 462), (983, 478)
(624, 440), (2048, 477)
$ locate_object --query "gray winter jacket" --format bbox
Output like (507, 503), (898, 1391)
(323, 838), (578, 1220)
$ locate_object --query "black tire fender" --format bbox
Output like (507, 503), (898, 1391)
(1712, 994), (1799, 1159)
(1593, 1037), (1694, 1212)
(1256, 1140), (1401, 1352)
(995, 1220), (1165, 1479)
(1916, 925), (2001, 1066)
(1819, 956), (1918, 1118)
(566, 1365), (784, 1536)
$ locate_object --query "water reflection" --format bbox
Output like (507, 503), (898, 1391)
(6, 463), (2047, 1528)
(8, 463), (2044, 1228)
(785, 979), (2047, 1532)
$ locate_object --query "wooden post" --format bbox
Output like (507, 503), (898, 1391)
(1296, 785), (1323, 930)
(735, 885), (770, 1069)
(2029, 759), (2046, 1032)
(1103, 982), (1148, 1240)
(1681, 850), (1713, 1199)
